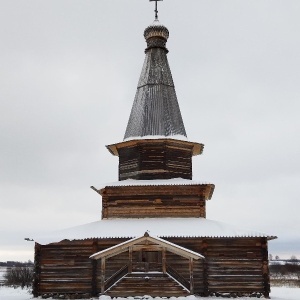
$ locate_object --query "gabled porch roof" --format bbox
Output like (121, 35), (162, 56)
(90, 232), (204, 260)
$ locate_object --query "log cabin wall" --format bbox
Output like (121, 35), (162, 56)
(118, 140), (193, 180)
(101, 185), (210, 219)
(34, 237), (270, 298)
(166, 237), (270, 297)
(166, 251), (205, 295)
(34, 239), (127, 298)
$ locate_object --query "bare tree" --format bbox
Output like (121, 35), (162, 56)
(4, 266), (33, 288)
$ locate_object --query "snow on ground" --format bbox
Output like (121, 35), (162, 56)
(0, 286), (33, 300)
(0, 287), (300, 300)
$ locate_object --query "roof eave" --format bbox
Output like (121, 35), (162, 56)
(106, 138), (204, 157)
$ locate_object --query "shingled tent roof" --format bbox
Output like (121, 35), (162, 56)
(124, 20), (187, 141)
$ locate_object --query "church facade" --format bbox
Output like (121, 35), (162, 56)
(33, 13), (276, 299)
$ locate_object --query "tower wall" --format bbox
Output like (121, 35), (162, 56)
(101, 184), (213, 219)
(118, 140), (193, 180)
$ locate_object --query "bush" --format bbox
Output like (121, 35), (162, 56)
(4, 266), (33, 288)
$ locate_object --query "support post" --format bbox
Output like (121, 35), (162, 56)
(189, 257), (194, 294)
(92, 260), (97, 296)
(129, 247), (133, 273)
(162, 247), (166, 274)
(202, 240), (209, 296)
(91, 240), (98, 297)
(101, 257), (106, 294)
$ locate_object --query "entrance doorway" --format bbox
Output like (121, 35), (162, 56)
(132, 250), (162, 272)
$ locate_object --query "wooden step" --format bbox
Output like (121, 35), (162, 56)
(106, 273), (190, 297)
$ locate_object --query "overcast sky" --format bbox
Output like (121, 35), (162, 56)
(0, 0), (299, 262)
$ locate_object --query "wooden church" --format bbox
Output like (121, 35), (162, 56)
(33, 3), (276, 299)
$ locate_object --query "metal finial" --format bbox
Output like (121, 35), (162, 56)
(150, 0), (163, 20)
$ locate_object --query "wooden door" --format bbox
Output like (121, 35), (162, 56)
(132, 250), (162, 272)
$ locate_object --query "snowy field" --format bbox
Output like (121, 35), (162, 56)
(1, 288), (300, 300)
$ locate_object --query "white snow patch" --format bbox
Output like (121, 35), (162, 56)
(0, 287), (32, 300)
(123, 135), (189, 142)
(102, 178), (212, 188)
(34, 217), (276, 245)
(1, 287), (300, 300)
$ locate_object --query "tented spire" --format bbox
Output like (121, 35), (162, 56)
(124, 20), (187, 141)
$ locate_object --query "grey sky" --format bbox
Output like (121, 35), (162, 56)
(0, 0), (299, 261)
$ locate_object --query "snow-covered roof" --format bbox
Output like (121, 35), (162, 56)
(123, 135), (188, 142)
(102, 178), (213, 188)
(35, 218), (277, 245)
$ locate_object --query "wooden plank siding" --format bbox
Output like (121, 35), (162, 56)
(34, 237), (270, 298)
(101, 185), (212, 219)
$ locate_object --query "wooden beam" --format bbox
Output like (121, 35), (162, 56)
(128, 247), (133, 273)
(90, 235), (204, 261)
(162, 247), (166, 274)
(189, 257), (194, 294)
(101, 257), (105, 294)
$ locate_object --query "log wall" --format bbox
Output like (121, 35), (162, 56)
(34, 239), (126, 298)
(166, 252), (204, 295)
(118, 141), (193, 180)
(34, 237), (270, 298)
(101, 185), (212, 219)
(166, 237), (270, 297)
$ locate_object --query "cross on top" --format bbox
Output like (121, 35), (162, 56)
(149, 0), (163, 20)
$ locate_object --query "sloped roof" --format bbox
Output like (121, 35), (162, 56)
(124, 20), (187, 140)
(96, 178), (215, 200)
(90, 234), (204, 260)
(35, 218), (277, 245)
(102, 178), (213, 187)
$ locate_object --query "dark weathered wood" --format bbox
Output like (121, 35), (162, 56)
(101, 184), (213, 219)
(189, 258), (194, 294)
(106, 273), (190, 297)
(162, 247), (166, 274)
(101, 258), (105, 294)
(118, 140), (193, 180)
(33, 243), (41, 297)
(35, 236), (271, 298)
(166, 264), (190, 290)
(128, 247), (133, 273)
(104, 265), (128, 292)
